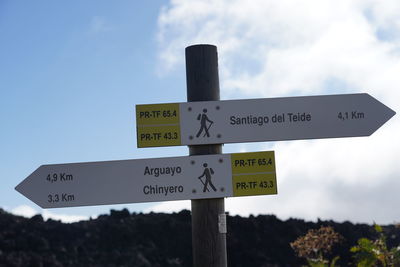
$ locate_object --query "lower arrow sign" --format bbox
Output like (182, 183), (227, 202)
(16, 151), (277, 208)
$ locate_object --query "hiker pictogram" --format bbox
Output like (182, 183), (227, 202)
(196, 109), (213, 138)
(198, 163), (217, 192)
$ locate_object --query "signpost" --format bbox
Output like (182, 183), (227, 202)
(15, 151), (276, 209)
(185, 45), (227, 267)
(136, 93), (396, 147)
(16, 44), (396, 267)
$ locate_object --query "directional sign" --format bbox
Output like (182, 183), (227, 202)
(136, 93), (395, 147)
(15, 151), (276, 208)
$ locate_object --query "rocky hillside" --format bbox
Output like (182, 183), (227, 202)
(0, 208), (399, 266)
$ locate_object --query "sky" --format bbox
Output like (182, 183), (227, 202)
(1, 0), (399, 224)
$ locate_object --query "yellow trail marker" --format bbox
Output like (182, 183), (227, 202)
(231, 151), (277, 197)
(136, 103), (181, 147)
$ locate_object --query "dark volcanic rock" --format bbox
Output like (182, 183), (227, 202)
(0, 208), (398, 267)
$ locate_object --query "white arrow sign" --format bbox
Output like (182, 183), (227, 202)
(136, 93), (395, 147)
(16, 151), (276, 208)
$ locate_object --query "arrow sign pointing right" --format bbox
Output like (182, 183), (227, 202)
(136, 93), (396, 147)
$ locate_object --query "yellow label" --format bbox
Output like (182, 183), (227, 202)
(136, 103), (180, 125)
(136, 103), (181, 147)
(231, 151), (275, 174)
(231, 151), (277, 197)
(137, 125), (181, 148)
(232, 173), (277, 196)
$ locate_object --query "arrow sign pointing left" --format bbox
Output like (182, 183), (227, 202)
(15, 151), (277, 208)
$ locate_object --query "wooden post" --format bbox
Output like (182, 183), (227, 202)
(186, 44), (227, 267)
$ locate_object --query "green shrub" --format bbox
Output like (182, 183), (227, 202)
(351, 224), (400, 267)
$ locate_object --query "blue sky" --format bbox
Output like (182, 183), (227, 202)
(1, 0), (188, 220)
(1, 0), (399, 223)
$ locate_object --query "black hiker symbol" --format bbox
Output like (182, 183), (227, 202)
(196, 109), (213, 138)
(198, 163), (217, 192)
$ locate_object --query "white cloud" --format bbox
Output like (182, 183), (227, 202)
(157, 0), (400, 100)
(42, 210), (90, 223)
(11, 205), (37, 218)
(225, 124), (400, 224)
(10, 205), (90, 223)
(155, 0), (400, 224)
(145, 200), (191, 213)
